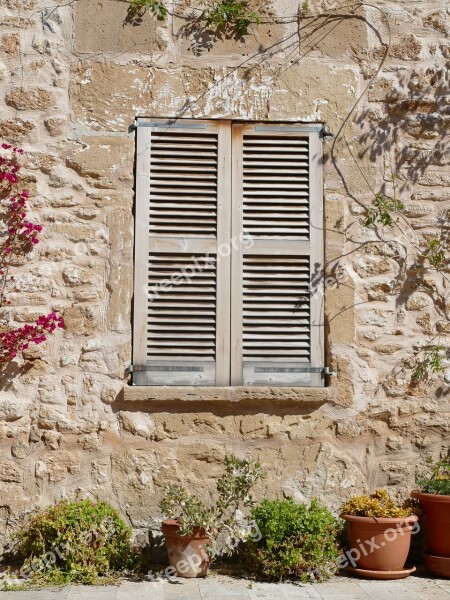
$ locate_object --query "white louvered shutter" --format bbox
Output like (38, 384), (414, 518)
(231, 124), (324, 387)
(133, 119), (231, 385)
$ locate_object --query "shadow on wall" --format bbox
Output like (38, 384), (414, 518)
(357, 64), (450, 185)
(0, 362), (33, 392)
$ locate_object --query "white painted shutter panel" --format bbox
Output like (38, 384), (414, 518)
(133, 119), (231, 385)
(231, 124), (324, 387)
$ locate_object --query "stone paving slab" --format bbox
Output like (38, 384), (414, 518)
(0, 574), (449, 599)
(116, 583), (165, 599)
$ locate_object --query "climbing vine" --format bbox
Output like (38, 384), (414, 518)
(129, 0), (261, 36)
(0, 144), (63, 364)
(411, 344), (446, 383)
(359, 166), (449, 385)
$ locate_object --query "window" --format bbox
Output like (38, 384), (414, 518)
(132, 119), (324, 387)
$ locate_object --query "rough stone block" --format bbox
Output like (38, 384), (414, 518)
(5, 88), (53, 110)
(174, 2), (291, 60)
(0, 461), (21, 483)
(1, 33), (19, 55)
(0, 395), (31, 421)
(119, 411), (156, 439)
(44, 115), (69, 136)
(66, 136), (134, 188)
(0, 118), (34, 142)
(389, 34), (422, 61)
(74, 0), (166, 54)
(0, 15), (34, 28)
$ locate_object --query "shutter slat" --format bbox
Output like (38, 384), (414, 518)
(147, 349), (215, 356)
(151, 180), (217, 187)
(244, 168), (309, 174)
(243, 190), (309, 196)
(244, 138), (309, 145)
(151, 172), (217, 179)
(151, 149), (217, 157)
(148, 314), (216, 321)
(243, 161), (309, 167)
(151, 166), (217, 173)
(244, 184), (309, 190)
(243, 318), (310, 324)
(241, 198), (309, 204)
(151, 135), (218, 142)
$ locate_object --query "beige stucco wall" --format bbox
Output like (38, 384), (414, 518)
(0, 0), (448, 551)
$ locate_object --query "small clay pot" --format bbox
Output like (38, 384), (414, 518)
(161, 519), (211, 578)
(411, 490), (450, 577)
(341, 514), (418, 575)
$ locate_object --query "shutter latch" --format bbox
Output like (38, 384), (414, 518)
(322, 367), (336, 376)
(310, 367), (336, 376)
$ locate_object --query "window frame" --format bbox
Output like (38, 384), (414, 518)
(132, 118), (325, 388)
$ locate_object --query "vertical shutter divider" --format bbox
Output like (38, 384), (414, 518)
(216, 122), (232, 386)
(308, 132), (324, 387)
(230, 124), (244, 385)
(133, 126), (152, 383)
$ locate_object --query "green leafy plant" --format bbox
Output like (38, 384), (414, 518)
(417, 453), (450, 496)
(199, 0), (261, 37)
(341, 488), (416, 518)
(160, 455), (264, 556)
(300, 0), (309, 16)
(411, 344), (446, 382)
(10, 500), (139, 586)
(128, 0), (261, 36)
(426, 239), (446, 269)
(247, 498), (341, 582)
(128, 0), (167, 21)
(364, 193), (405, 228)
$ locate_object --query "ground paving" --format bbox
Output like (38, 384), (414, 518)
(0, 572), (449, 600)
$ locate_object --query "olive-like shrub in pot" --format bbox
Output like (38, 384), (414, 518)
(159, 456), (264, 578)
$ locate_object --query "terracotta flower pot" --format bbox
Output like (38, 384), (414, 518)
(342, 514), (418, 574)
(161, 519), (211, 578)
(411, 490), (450, 577)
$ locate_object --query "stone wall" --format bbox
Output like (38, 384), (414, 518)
(0, 0), (448, 552)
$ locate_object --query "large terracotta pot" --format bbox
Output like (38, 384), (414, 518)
(342, 514), (418, 573)
(411, 490), (450, 556)
(161, 519), (211, 578)
(411, 490), (450, 577)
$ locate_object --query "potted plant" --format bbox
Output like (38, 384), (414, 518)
(341, 489), (418, 580)
(159, 455), (264, 577)
(411, 452), (450, 577)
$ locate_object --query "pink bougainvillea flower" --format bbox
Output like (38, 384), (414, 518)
(0, 143), (64, 364)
